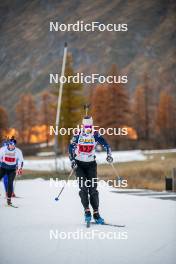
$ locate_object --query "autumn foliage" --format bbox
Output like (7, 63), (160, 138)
(156, 91), (176, 146)
(92, 65), (132, 149)
(0, 106), (8, 142)
(1, 63), (174, 150)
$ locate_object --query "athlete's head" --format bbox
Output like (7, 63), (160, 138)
(7, 137), (17, 150)
(82, 116), (93, 134)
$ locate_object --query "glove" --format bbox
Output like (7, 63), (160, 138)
(17, 168), (23, 176)
(71, 160), (77, 169)
(106, 155), (113, 163)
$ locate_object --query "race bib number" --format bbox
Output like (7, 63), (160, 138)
(78, 145), (94, 153)
(5, 157), (16, 162)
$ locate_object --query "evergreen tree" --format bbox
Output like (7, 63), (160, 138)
(53, 53), (85, 153)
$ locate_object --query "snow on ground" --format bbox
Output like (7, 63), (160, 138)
(143, 149), (176, 154)
(0, 180), (175, 264)
(24, 150), (146, 171)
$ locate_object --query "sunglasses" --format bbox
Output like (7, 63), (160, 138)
(8, 142), (16, 146)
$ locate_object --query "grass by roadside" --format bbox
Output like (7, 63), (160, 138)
(19, 170), (74, 181)
(98, 153), (176, 191)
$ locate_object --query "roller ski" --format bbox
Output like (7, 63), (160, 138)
(90, 222), (125, 228)
(92, 211), (125, 227)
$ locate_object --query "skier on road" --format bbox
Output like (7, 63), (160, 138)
(69, 116), (113, 224)
(0, 138), (17, 198)
(0, 137), (24, 206)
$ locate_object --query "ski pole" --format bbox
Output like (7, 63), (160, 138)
(13, 168), (22, 193)
(13, 178), (17, 193)
(13, 173), (19, 194)
(110, 163), (121, 179)
(55, 168), (75, 201)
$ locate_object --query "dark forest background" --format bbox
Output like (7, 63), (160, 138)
(0, 0), (176, 152)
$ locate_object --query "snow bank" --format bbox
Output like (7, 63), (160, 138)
(24, 150), (146, 171)
(143, 149), (176, 154)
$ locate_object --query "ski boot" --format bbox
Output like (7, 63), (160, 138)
(85, 209), (92, 223)
(11, 192), (16, 198)
(7, 198), (12, 206)
(93, 211), (104, 224)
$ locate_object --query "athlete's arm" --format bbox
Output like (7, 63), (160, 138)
(0, 146), (5, 162)
(69, 135), (79, 160)
(16, 148), (24, 174)
(94, 132), (111, 154)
